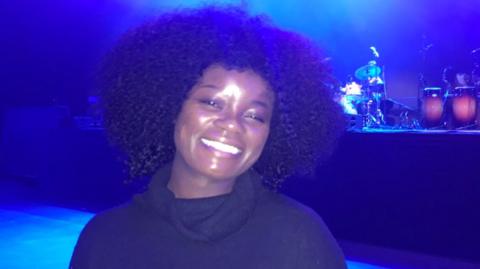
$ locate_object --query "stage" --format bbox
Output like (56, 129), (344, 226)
(285, 130), (480, 265)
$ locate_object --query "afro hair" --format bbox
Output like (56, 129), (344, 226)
(99, 5), (344, 190)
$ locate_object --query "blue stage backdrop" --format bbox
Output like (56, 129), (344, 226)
(1, 0), (480, 112)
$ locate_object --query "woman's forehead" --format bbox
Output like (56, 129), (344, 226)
(196, 65), (274, 99)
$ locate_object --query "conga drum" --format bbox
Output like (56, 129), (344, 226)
(421, 87), (444, 128)
(476, 87), (480, 128)
(447, 86), (477, 128)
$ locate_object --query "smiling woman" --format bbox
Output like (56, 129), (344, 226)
(70, 5), (346, 269)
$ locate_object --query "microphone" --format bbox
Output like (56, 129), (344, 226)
(370, 46), (380, 58)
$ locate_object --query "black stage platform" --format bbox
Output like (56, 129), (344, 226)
(285, 130), (480, 264)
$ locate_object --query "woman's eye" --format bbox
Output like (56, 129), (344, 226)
(245, 113), (265, 123)
(200, 99), (221, 109)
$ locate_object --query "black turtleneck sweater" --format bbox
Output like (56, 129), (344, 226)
(70, 166), (346, 269)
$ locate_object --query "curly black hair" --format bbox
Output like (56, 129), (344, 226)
(99, 5), (344, 190)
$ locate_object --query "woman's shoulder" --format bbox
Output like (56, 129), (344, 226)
(257, 190), (325, 226)
(254, 190), (347, 268)
(70, 201), (151, 267)
(75, 202), (138, 243)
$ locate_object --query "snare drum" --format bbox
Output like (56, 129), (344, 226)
(447, 86), (477, 128)
(422, 87), (444, 127)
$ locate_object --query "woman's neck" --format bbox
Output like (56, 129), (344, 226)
(167, 155), (236, 199)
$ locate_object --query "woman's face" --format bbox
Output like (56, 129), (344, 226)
(173, 65), (274, 182)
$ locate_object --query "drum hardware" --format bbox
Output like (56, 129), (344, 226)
(399, 111), (421, 129)
(359, 99), (384, 128)
(380, 98), (418, 128)
(417, 36), (434, 122)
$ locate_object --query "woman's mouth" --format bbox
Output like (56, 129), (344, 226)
(200, 138), (242, 155)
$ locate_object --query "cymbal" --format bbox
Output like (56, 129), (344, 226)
(355, 64), (381, 80)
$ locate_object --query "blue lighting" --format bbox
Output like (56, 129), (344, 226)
(0, 204), (393, 269)
(0, 205), (92, 269)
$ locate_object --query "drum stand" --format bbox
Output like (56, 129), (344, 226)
(361, 89), (385, 128)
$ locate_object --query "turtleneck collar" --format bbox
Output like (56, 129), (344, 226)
(134, 164), (263, 242)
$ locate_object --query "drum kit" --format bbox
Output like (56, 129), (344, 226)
(338, 47), (480, 131)
(338, 60), (390, 129)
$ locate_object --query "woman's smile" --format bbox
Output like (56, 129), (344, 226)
(200, 137), (243, 156)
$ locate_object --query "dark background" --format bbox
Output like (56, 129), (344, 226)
(1, 0), (480, 112)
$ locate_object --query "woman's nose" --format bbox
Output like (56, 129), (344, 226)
(214, 110), (243, 133)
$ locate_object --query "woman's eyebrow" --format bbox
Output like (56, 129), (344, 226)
(196, 83), (220, 89)
(251, 100), (270, 109)
(196, 83), (272, 107)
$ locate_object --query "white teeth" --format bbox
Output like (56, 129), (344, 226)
(200, 138), (241, 155)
